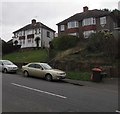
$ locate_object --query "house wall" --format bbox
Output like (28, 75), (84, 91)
(42, 28), (54, 47)
(58, 15), (115, 38)
(96, 16), (114, 32)
(13, 28), (42, 48)
(13, 27), (55, 48)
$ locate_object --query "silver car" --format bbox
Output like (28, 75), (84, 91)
(0, 60), (18, 73)
(22, 63), (66, 81)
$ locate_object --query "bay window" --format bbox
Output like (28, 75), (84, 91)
(67, 21), (78, 29)
(82, 18), (96, 26)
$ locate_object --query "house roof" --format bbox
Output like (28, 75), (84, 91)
(56, 9), (110, 25)
(13, 21), (56, 33)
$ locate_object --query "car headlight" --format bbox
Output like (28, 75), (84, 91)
(57, 72), (66, 75)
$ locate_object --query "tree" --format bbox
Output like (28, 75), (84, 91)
(87, 32), (117, 59)
(110, 9), (120, 27)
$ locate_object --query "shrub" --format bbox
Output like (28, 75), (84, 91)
(52, 35), (79, 50)
(87, 32), (118, 59)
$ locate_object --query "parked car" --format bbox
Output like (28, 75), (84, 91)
(22, 63), (66, 81)
(0, 60), (18, 73)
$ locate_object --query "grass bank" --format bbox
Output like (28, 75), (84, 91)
(66, 71), (91, 81)
(3, 49), (48, 63)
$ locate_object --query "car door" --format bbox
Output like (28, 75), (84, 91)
(34, 64), (45, 78)
(27, 64), (36, 76)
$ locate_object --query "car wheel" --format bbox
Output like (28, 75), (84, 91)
(24, 71), (29, 77)
(45, 74), (52, 81)
(4, 68), (7, 73)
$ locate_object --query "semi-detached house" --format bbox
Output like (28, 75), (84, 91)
(12, 19), (55, 48)
(57, 6), (119, 38)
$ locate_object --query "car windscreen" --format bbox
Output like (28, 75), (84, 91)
(40, 63), (52, 70)
(3, 61), (14, 65)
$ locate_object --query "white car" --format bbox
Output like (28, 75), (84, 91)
(0, 60), (18, 73)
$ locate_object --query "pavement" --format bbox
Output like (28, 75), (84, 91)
(64, 77), (118, 91)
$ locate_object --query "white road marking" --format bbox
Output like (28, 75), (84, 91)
(11, 83), (67, 99)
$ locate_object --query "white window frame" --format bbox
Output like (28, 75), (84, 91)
(23, 39), (25, 45)
(83, 30), (96, 38)
(68, 33), (77, 36)
(19, 40), (22, 45)
(100, 16), (106, 25)
(67, 21), (78, 29)
(27, 38), (31, 43)
(60, 25), (65, 31)
(82, 18), (96, 26)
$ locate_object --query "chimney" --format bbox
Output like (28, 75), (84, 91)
(83, 6), (88, 12)
(31, 19), (36, 25)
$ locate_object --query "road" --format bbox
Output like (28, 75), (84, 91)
(2, 73), (118, 112)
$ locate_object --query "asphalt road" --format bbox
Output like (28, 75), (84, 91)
(2, 73), (118, 112)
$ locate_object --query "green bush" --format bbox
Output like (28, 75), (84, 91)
(52, 35), (79, 50)
(87, 32), (117, 59)
(87, 32), (105, 52)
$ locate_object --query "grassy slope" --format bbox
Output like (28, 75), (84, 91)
(3, 49), (48, 63)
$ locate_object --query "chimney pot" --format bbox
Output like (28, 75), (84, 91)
(83, 6), (88, 12)
(31, 19), (36, 24)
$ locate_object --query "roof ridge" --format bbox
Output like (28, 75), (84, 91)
(56, 9), (110, 25)
(13, 21), (55, 33)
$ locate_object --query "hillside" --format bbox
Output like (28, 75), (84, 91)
(3, 49), (48, 63)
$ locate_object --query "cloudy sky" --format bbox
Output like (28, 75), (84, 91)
(0, 0), (120, 41)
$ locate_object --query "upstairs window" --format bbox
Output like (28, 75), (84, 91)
(47, 31), (50, 38)
(82, 18), (96, 26)
(68, 21), (78, 29)
(100, 16), (106, 25)
(60, 25), (65, 31)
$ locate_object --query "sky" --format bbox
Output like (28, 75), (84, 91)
(0, 0), (120, 42)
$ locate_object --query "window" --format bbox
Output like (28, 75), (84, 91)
(47, 31), (50, 38)
(83, 30), (95, 38)
(27, 38), (31, 43)
(19, 31), (22, 36)
(68, 33), (77, 36)
(68, 21), (78, 29)
(35, 29), (37, 34)
(35, 64), (42, 69)
(15, 33), (18, 37)
(39, 28), (41, 33)
(28, 64), (36, 68)
(23, 40), (25, 45)
(19, 40), (22, 45)
(82, 18), (96, 26)
(100, 16), (106, 25)
(27, 38), (34, 43)
(31, 38), (34, 43)
(60, 25), (65, 31)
